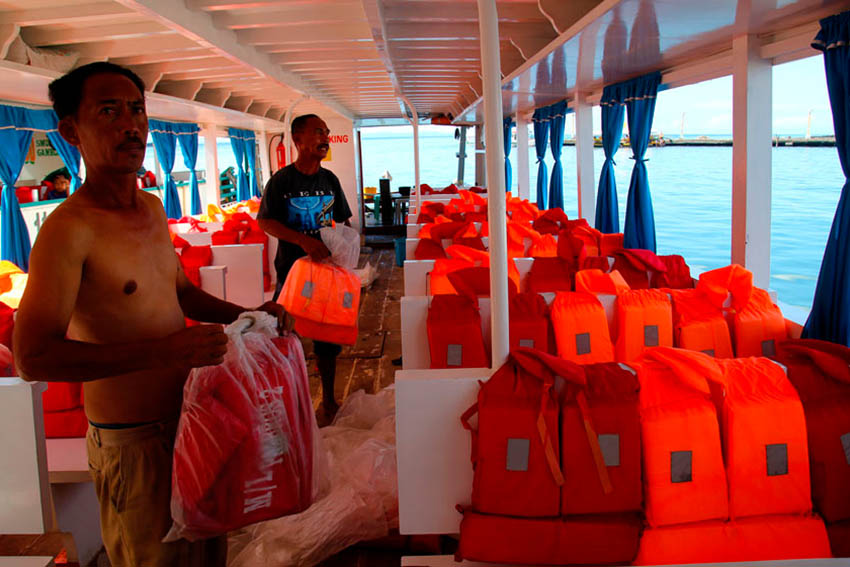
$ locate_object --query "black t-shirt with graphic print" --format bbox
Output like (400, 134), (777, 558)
(258, 164), (352, 280)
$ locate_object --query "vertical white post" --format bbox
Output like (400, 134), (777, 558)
(78, 159), (86, 185)
(258, 130), (272, 189)
(401, 96), (421, 212)
(202, 125), (220, 208)
(575, 94), (596, 224)
(474, 124), (486, 187)
(731, 34), (772, 289)
(477, 0), (509, 369)
(516, 113), (530, 200)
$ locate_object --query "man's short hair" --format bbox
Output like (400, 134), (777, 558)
(48, 62), (146, 120)
(291, 114), (321, 137)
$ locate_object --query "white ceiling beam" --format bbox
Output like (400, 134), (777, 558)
(131, 57), (234, 75)
(114, 0), (354, 119)
(501, 41), (526, 76)
(284, 62), (387, 73)
(236, 23), (370, 45)
(167, 68), (252, 81)
(384, 2), (547, 23)
(759, 21), (821, 65)
(60, 35), (198, 59)
(201, 78), (268, 89)
(186, 0), (298, 11)
(212, 3), (365, 29)
(270, 49), (380, 64)
(386, 22), (554, 42)
(21, 22), (170, 47)
(263, 40), (374, 54)
(0, 4), (135, 27)
(133, 66), (165, 91)
(247, 101), (273, 116)
(265, 106), (284, 119)
(111, 49), (213, 66)
(225, 95), (253, 113)
(155, 79), (204, 100)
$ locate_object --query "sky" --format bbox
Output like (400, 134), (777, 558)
(363, 54), (833, 140)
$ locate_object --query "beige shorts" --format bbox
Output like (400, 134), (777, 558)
(86, 420), (227, 567)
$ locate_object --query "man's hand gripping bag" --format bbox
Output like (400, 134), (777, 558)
(168, 313), (327, 541)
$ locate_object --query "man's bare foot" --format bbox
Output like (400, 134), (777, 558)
(315, 398), (340, 427)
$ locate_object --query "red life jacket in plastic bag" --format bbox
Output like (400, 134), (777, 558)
(458, 510), (641, 566)
(427, 294), (488, 369)
(561, 362), (641, 515)
(527, 257), (573, 293)
(615, 289), (673, 362)
(509, 292), (551, 354)
(774, 339), (850, 523)
(532, 208), (569, 235)
(170, 324), (321, 541)
(717, 357), (811, 518)
(670, 288), (733, 358)
(635, 515), (831, 566)
(610, 249), (668, 290)
(551, 292), (614, 364)
(637, 348), (729, 527)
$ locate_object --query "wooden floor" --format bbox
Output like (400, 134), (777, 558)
(0, 247), (445, 567)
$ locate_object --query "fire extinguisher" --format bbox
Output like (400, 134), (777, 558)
(276, 141), (286, 168)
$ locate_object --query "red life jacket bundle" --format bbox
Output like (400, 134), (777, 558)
(634, 514), (831, 566)
(561, 363), (641, 515)
(610, 249), (668, 290)
(427, 294), (488, 369)
(173, 235), (213, 288)
(828, 520), (850, 557)
(169, 318), (323, 541)
(669, 289), (734, 358)
(582, 255), (613, 273)
(600, 233), (624, 257)
(551, 292), (614, 364)
(528, 233), (558, 258)
(278, 258), (360, 345)
(614, 289), (673, 362)
(509, 292), (552, 354)
(42, 382), (87, 438)
(413, 238), (447, 260)
(717, 357), (812, 518)
(532, 208), (570, 235)
(429, 258), (475, 295)
(653, 255), (694, 289)
(637, 348), (729, 527)
(527, 257), (573, 293)
(507, 220), (540, 257)
(773, 339), (850, 524)
(734, 287), (787, 357)
(457, 510), (641, 566)
(506, 196), (540, 224)
(458, 349), (642, 565)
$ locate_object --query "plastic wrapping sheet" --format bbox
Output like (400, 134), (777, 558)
(167, 313), (326, 542)
(320, 225), (360, 270)
(228, 387), (397, 567)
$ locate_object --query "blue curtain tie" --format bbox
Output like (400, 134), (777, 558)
(630, 156), (649, 162)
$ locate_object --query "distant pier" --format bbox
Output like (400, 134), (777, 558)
(560, 136), (835, 147)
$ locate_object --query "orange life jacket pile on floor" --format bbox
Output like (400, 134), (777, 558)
(457, 349), (642, 565)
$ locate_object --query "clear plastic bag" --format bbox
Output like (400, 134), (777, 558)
(227, 387), (397, 567)
(167, 312), (327, 542)
(320, 225), (360, 270)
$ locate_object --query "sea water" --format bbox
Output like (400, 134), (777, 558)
(360, 130), (844, 309)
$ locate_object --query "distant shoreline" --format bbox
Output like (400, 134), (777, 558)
(558, 135), (836, 148)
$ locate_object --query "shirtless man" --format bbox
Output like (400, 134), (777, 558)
(13, 62), (282, 566)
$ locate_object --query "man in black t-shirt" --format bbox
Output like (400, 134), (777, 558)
(258, 114), (352, 417)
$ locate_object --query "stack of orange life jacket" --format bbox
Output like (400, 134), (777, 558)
(773, 339), (850, 558)
(457, 348), (642, 565)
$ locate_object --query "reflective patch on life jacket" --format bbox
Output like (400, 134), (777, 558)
(576, 332), (591, 355)
(342, 291), (353, 309)
(766, 443), (789, 476)
(447, 344), (463, 367)
(599, 434), (620, 467)
(671, 451), (693, 483)
(644, 325), (659, 347)
(762, 339), (777, 356)
(519, 338), (535, 349)
(506, 438), (530, 471)
(301, 281), (313, 298)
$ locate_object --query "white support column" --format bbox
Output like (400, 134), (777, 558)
(731, 34), (772, 289)
(516, 113), (530, 200)
(257, 130), (272, 189)
(474, 124), (486, 187)
(575, 93), (596, 224)
(477, 0), (509, 369)
(400, 96), (421, 212)
(202, 125), (220, 208)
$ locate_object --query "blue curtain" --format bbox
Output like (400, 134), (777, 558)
(0, 106), (35, 271)
(532, 106), (550, 209)
(228, 128), (251, 202)
(548, 100), (568, 211)
(503, 117), (513, 193)
(243, 130), (260, 198)
(175, 124), (202, 216)
(805, 12), (850, 344)
(622, 72), (661, 251)
(149, 119), (181, 219)
(596, 87), (626, 233)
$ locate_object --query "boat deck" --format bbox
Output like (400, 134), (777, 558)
(0, 248), (452, 566)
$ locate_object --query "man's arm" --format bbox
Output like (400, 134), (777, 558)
(13, 212), (227, 382)
(175, 262), (282, 324)
(257, 218), (329, 260)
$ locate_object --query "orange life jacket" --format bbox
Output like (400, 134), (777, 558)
(670, 288), (734, 358)
(615, 289), (673, 362)
(427, 294), (488, 369)
(574, 269), (630, 296)
(551, 292), (614, 364)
